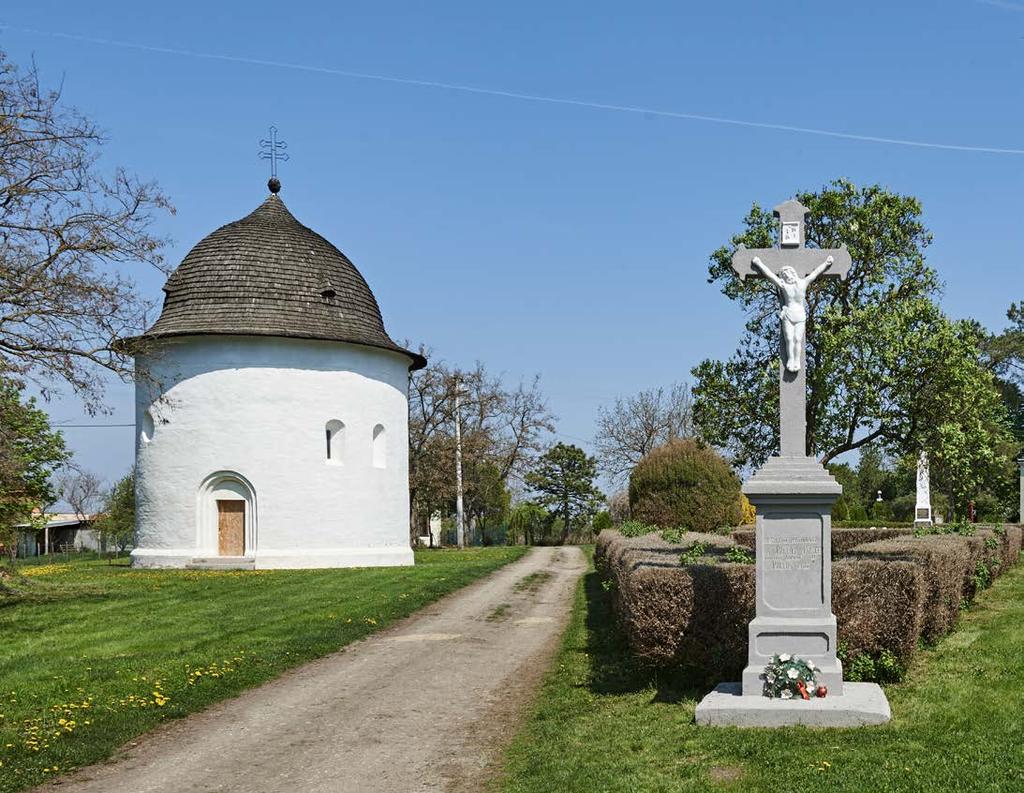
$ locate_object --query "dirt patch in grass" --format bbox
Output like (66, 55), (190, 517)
(514, 571), (553, 594)
(708, 765), (745, 784)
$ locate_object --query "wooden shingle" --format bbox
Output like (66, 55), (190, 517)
(133, 193), (425, 369)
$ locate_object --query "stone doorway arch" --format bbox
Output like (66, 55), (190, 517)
(197, 471), (258, 556)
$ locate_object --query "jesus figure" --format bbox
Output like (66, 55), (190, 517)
(751, 254), (834, 373)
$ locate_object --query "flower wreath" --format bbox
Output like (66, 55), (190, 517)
(762, 654), (827, 700)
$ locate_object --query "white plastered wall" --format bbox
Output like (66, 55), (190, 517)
(130, 335), (414, 569)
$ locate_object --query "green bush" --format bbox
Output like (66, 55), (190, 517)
(724, 545), (754, 564)
(679, 541), (709, 565)
(618, 519), (659, 538)
(628, 439), (742, 533)
(839, 647), (906, 684)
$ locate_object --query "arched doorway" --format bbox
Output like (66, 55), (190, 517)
(197, 472), (257, 557)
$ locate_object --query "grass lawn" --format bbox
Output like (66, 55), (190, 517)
(500, 549), (1024, 792)
(0, 546), (526, 792)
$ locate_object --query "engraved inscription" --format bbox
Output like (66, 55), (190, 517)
(764, 536), (821, 571)
(761, 515), (826, 612)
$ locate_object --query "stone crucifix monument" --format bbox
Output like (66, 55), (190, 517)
(696, 199), (891, 727)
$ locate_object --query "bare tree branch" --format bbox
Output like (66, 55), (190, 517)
(594, 382), (696, 483)
(0, 51), (174, 411)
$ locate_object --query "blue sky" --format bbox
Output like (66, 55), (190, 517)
(2, 1), (1022, 489)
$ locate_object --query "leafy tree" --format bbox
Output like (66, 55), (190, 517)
(0, 50), (172, 409)
(465, 461), (510, 545)
(407, 353), (555, 540)
(0, 378), (68, 559)
(94, 472), (135, 554)
(987, 302), (1024, 387)
(691, 180), (1015, 510)
(507, 501), (548, 545)
(525, 443), (603, 543)
(826, 461), (858, 520)
(594, 382), (696, 483)
(985, 303), (1024, 443)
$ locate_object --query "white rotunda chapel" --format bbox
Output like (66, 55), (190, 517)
(127, 181), (425, 569)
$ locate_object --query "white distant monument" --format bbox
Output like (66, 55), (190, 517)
(696, 199), (891, 726)
(914, 451), (932, 527)
(1018, 456), (1023, 524)
(124, 159), (425, 570)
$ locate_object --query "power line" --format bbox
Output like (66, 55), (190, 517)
(4, 25), (1024, 156)
(52, 423), (134, 428)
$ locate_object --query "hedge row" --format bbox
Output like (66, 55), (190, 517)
(596, 524), (1023, 682)
(730, 526), (915, 557)
(594, 530), (751, 674)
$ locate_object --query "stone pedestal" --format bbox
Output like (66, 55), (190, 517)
(696, 683), (891, 727)
(740, 456), (843, 695)
(695, 455), (891, 727)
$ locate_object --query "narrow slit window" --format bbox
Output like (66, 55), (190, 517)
(326, 420), (344, 462)
(372, 424), (386, 468)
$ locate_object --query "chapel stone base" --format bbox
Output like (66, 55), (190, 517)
(695, 682), (891, 727)
(130, 545), (415, 570)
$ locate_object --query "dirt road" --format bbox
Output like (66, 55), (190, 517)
(45, 546), (585, 793)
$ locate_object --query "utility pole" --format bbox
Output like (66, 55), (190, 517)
(454, 375), (466, 549)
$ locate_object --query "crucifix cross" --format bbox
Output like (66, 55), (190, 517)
(730, 199), (851, 457)
(258, 126), (290, 193)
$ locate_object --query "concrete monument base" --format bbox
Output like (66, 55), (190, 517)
(695, 682), (891, 728)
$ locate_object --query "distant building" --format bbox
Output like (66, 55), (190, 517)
(14, 513), (104, 557)
(123, 181), (424, 569)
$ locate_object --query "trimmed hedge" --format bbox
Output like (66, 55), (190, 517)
(832, 558), (925, 662)
(846, 536), (970, 641)
(597, 524), (1024, 681)
(731, 527), (914, 557)
(596, 531), (926, 677)
(834, 521), (914, 529)
(595, 530), (752, 676)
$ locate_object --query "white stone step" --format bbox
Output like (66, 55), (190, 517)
(186, 557), (256, 571)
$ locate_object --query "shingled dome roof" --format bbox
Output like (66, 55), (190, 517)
(137, 192), (425, 369)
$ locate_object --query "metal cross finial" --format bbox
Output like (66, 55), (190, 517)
(258, 126), (289, 193)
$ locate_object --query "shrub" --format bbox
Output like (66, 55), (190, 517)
(679, 541), (709, 565)
(999, 525), (1022, 568)
(846, 536), (969, 642)
(618, 519), (660, 538)
(628, 439), (742, 533)
(592, 511), (613, 533)
(597, 531), (925, 680)
(839, 647), (906, 684)
(724, 545), (754, 565)
(595, 530), (752, 678)
(608, 489), (631, 524)
(730, 527), (914, 557)
(834, 521), (914, 529)
(597, 526), (1022, 682)
(832, 557), (925, 661)
(739, 494), (756, 526)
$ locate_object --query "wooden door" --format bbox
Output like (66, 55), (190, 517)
(217, 500), (245, 556)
